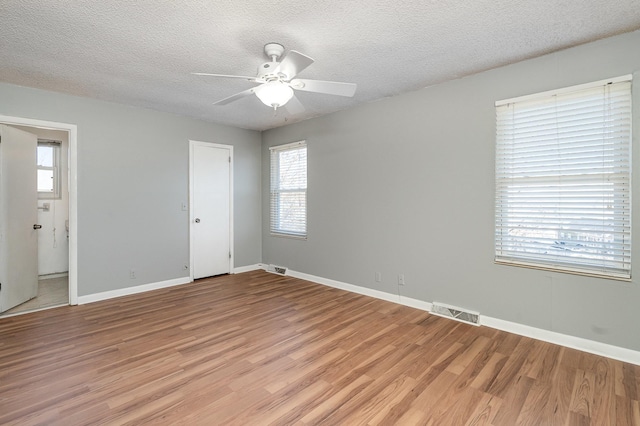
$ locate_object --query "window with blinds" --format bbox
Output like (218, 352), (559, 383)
(270, 141), (307, 238)
(495, 76), (632, 279)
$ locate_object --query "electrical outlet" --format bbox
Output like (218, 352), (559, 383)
(129, 269), (136, 279)
(375, 272), (382, 282)
(398, 274), (405, 286)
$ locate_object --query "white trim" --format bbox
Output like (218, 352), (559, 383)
(78, 276), (191, 305)
(481, 316), (640, 366)
(398, 295), (433, 312)
(270, 232), (308, 240)
(494, 260), (632, 282)
(269, 140), (306, 151)
(282, 268), (640, 366)
(0, 115), (78, 306)
(233, 264), (263, 274)
(39, 272), (69, 280)
(188, 140), (234, 280)
(495, 74), (632, 106)
(287, 269), (402, 305)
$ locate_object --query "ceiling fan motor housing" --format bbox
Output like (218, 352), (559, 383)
(259, 43), (287, 81)
(257, 62), (280, 80)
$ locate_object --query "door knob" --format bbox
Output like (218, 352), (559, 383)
(195, 218), (200, 223)
(33, 224), (42, 230)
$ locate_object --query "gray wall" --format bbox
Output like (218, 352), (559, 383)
(262, 30), (640, 351)
(0, 83), (262, 296)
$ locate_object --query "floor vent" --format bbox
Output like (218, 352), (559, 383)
(431, 302), (480, 326)
(266, 264), (288, 276)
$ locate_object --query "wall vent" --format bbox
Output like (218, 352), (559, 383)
(431, 302), (480, 326)
(266, 264), (288, 275)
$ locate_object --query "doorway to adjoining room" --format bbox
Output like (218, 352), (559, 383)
(0, 124), (71, 316)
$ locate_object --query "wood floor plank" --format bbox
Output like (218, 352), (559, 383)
(492, 374), (535, 425)
(0, 270), (638, 425)
(486, 337), (536, 399)
(564, 367), (593, 417)
(464, 392), (502, 426)
(426, 386), (488, 425)
(299, 374), (374, 424)
(354, 375), (418, 425)
(590, 357), (617, 425)
(470, 351), (508, 392)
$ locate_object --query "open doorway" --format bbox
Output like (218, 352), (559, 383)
(0, 115), (77, 316)
(3, 126), (68, 314)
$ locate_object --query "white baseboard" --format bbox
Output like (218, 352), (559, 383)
(284, 268), (640, 366)
(78, 276), (191, 305)
(233, 264), (264, 274)
(287, 270), (401, 305)
(39, 272), (69, 280)
(399, 295), (434, 312)
(481, 316), (640, 366)
(79, 265), (264, 305)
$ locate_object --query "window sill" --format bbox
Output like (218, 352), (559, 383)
(494, 259), (631, 282)
(270, 232), (307, 241)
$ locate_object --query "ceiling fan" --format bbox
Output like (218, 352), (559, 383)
(193, 43), (357, 114)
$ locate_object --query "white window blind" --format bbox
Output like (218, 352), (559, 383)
(495, 77), (632, 279)
(270, 141), (307, 238)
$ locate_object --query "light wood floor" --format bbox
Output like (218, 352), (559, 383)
(0, 271), (638, 425)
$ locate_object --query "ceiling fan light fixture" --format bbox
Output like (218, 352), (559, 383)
(254, 81), (294, 108)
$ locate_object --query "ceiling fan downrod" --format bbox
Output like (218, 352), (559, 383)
(264, 43), (285, 62)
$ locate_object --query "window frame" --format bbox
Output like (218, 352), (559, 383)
(269, 140), (307, 239)
(494, 76), (632, 280)
(37, 139), (62, 200)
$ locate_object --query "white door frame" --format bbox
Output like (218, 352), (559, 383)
(0, 115), (78, 305)
(188, 140), (234, 281)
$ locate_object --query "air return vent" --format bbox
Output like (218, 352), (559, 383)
(431, 302), (480, 326)
(266, 264), (288, 275)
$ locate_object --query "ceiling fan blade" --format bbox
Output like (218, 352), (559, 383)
(274, 50), (314, 80)
(290, 79), (357, 97)
(284, 94), (305, 115)
(213, 87), (256, 105)
(192, 72), (258, 82)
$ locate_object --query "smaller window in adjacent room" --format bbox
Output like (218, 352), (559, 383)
(495, 76), (632, 279)
(37, 140), (61, 199)
(270, 141), (307, 238)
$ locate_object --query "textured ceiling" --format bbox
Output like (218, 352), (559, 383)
(1, 1), (639, 131)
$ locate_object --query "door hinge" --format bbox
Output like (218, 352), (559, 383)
(229, 252), (231, 259)
(228, 156), (231, 163)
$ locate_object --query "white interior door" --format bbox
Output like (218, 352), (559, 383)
(191, 142), (232, 279)
(0, 125), (39, 313)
